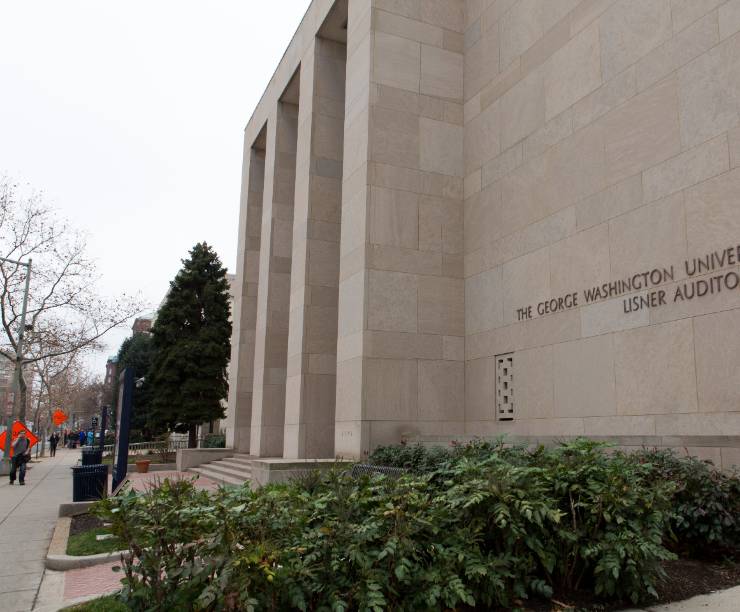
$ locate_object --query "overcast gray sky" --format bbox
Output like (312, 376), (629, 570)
(0, 0), (312, 376)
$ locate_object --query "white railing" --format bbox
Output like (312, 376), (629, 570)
(94, 439), (189, 456)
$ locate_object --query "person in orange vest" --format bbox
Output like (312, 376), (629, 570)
(9, 430), (31, 485)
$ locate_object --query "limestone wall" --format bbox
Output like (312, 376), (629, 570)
(226, 0), (740, 468)
(462, 0), (740, 469)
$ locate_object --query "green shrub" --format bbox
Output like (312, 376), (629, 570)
(537, 441), (675, 602)
(630, 448), (740, 556)
(98, 467), (561, 610)
(201, 433), (226, 448)
(93, 478), (213, 609)
(367, 442), (452, 473)
(368, 438), (534, 474)
(94, 440), (682, 610)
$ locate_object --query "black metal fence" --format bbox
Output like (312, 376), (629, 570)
(350, 464), (407, 478)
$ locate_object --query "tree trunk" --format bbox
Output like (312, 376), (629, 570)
(33, 403), (45, 457)
(188, 424), (197, 449)
(18, 365), (27, 422)
(13, 359), (28, 425)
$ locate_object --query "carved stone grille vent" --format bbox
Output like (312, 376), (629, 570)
(496, 353), (514, 421)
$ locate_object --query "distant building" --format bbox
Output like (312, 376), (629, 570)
(104, 355), (118, 388)
(0, 358), (14, 420)
(103, 355), (118, 408)
(0, 359), (36, 424)
(132, 315), (154, 336)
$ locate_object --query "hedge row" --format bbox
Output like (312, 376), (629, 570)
(93, 439), (739, 611)
(370, 440), (740, 558)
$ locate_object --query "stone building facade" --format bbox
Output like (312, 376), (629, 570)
(226, 0), (740, 468)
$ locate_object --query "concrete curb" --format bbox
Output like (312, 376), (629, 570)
(46, 511), (129, 570)
(47, 516), (71, 556)
(46, 549), (129, 571)
(58, 501), (95, 517)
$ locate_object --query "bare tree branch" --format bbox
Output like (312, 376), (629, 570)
(0, 176), (147, 420)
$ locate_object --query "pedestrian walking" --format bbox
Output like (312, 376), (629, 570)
(49, 432), (59, 457)
(9, 430), (32, 485)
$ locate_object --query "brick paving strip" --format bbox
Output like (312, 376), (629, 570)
(62, 561), (121, 602)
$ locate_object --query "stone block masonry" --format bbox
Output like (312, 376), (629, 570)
(226, 0), (740, 468)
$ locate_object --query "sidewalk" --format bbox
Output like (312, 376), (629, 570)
(0, 448), (77, 612)
(623, 585), (740, 611)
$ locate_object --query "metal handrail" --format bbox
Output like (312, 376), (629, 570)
(92, 439), (189, 455)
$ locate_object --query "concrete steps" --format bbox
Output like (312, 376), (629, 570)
(188, 453), (252, 486)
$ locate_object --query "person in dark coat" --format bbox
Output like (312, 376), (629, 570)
(49, 432), (59, 457)
(9, 430), (31, 485)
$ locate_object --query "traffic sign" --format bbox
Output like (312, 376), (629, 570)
(0, 421), (39, 456)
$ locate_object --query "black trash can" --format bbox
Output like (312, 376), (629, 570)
(81, 448), (103, 465)
(72, 464), (108, 501)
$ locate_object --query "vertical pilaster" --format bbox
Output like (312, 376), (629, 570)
(250, 100), (299, 457)
(335, 0), (466, 458)
(334, 0), (373, 458)
(284, 37), (347, 459)
(225, 136), (265, 452)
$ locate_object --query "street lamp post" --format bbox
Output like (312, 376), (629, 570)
(1, 256), (32, 469)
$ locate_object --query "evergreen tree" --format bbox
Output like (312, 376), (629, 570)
(147, 242), (232, 447)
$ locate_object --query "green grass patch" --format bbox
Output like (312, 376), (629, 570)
(63, 594), (126, 611)
(66, 527), (124, 556)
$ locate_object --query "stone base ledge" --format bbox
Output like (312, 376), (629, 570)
(409, 434), (740, 470)
(248, 458), (353, 487)
(412, 434), (740, 447)
(176, 448), (234, 471)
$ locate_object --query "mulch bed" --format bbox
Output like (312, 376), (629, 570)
(513, 558), (740, 611)
(70, 512), (106, 536)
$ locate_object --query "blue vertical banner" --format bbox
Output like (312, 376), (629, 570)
(99, 406), (108, 452)
(112, 368), (134, 492)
